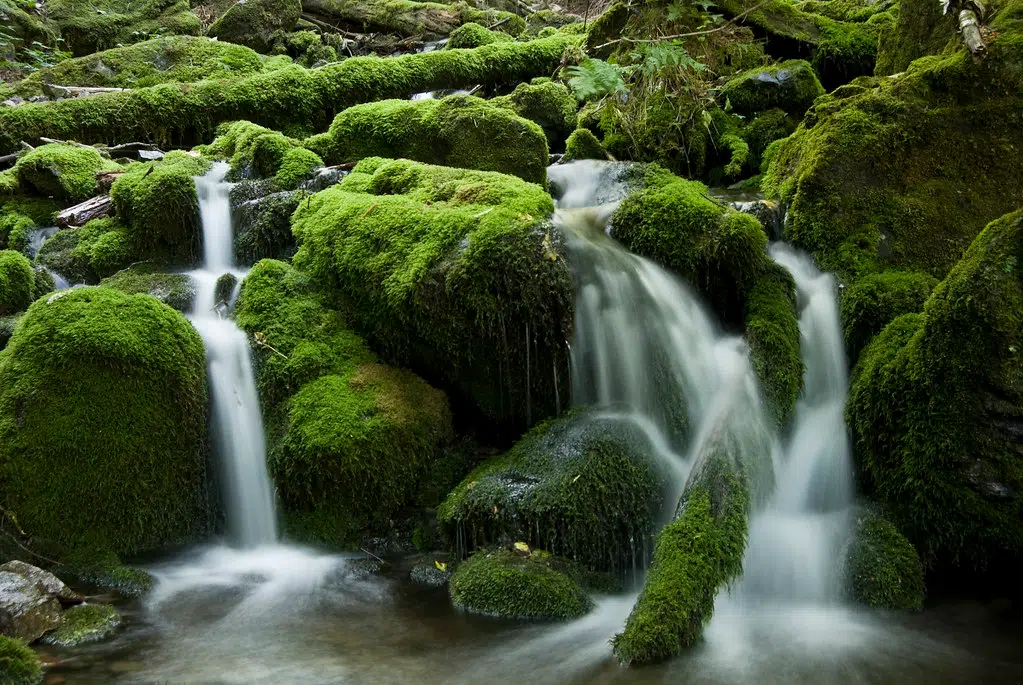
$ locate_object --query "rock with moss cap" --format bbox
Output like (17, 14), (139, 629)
(35, 218), (138, 285)
(450, 548), (593, 619)
(446, 22), (513, 48)
(0, 287), (210, 558)
(202, 121), (300, 181)
(100, 266), (196, 312)
(0, 634), (42, 685)
(562, 128), (608, 162)
(292, 157), (572, 435)
(875, 0), (961, 74)
(744, 262), (802, 426)
(208, 0), (301, 53)
(844, 508), (925, 611)
(0, 251), (34, 316)
(42, 603), (121, 647)
(14, 144), (119, 205)
(275, 148), (323, 190)
(840, 270), (938, 363)
(438, 411), (665, 572)
(490, 79), (578, 149)
(300, 0), (524, 38)
(235, 259), (453, 546)
(719, 60), (825, 117)
(46, 0), (201, 56)
(306, 95), (549, 184)
(0, 198), (56, 252)
(230, 185), (302, 265)
(847, 210), (1023, 573)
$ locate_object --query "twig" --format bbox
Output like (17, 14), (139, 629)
(360, 547), (385, 563)
(488, 16), (511, 30)
(592, 0), (772, 50)
(0, 530), (61, 567)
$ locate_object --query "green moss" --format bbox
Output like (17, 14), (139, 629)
(15, 144), (119, 204)
(562, 128), (607, 162)
(100, 266), (195, 312)
(0, 34), (580, 154)
(208, 0), (301, 52)
(721, 60), (825, 116)
(845, 508), (925, 610)
(438, 411), (665, 571)
(31, 267), (54, 301)
(840, 270), (938, 363)
(449, 548), (592, 619)
(298, 0), (524, 38)
(0, 635), (42, 685)
(0, 250), (34, 315)
(110, 152), (209, 263)
(490, 79), (578, 148)
(292, 157), (572, 434)
(0, 287), (209, 557)
(745, 262), (803, 426)
(56, 548), (154, 597)
(524, 9), (584, 36)
(46, 0), (201, 56)
(740, 108), (798, 174)
(0, 198), (56, 253)
(610, 168), (771, 326)
(42, 603), (121, 647)
(202, 121), (300, 180)
(847, 210), (1023, 570)
(14, 37), (265, 98)
(235, 259), (453, 547)
(875, 0), (958, 74)
(306, 95), (549, 184)
(36, 218), (139, 285)
(275, 147), (323, 190)
(446, 22), (513, 49)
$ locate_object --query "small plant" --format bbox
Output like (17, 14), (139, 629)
(566, 57), (627, 101)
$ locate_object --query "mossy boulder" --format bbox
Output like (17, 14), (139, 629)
(275, 148), (323, 190)
(0, 635), (41, 685)
(449, 548), (593, 619)
(446, 21), (513, 48)
(840, 270), (938, 363)
(209, 0), (302, 53)
(0, 251), (34, 316)
(490, 79), (577, 149)
(562, 128), (608, 162)
(844, 508), (925, 611)
(230, 184), (301, 265)
(41, 603), (121, 647)
(292, 157), (572, 434)
(306, 95), (549, 184)
(299, 0), (525, 39)
(235, 259), (453, 546)
(202, 121), (300, 181)
(719, 60), (825, 117)
(0, 198), (56, 253)
(47, 0), (201, 56)
(110, 152), (209, 264)
(0, 288), (209, 557)
(875, 0), (961, 74)
(100, 266), (195, 312)
(15, 144), (118, 205)
(13, 36), (265, 98)
(35, 218), (138, 285)
(847, 210), (1023, 571)
(438, 411), (665, 572)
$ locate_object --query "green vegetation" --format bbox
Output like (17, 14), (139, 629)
(0, 635), (42, 685)
(446, 22), (513, 49)
(42, 603), (121, 647)
(744, 263), (803, 426)
(35, 218), (137, 284)
(491, 79), (577, 148)
(562, 128), (607, 161)
(0, 197), (57, 253)
(0, 287), (209, 557)
(0, 250), (34, 315)
(720, 60), (824, 116)
(845, 508), (926, 611)
(292, 157), (572, 434)
(300, 0), (524, 38)
(275, 148), (323, 190)
(449, 548), (593, 619)
(306, 95), (549, 184)
(100, 266), (195, 312)
(202, 121), (300, 180)
(209, 0), (301, 53)
(840, 270), (938, 363)
(438, 411), (665, 572)
(46, 0), (201, 56)
(15, 143), (118, 204)
(875, 0), (958, 74)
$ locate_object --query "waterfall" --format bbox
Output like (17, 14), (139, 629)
(190, 163), (278, 547)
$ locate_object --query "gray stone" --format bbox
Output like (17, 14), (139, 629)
(410, 564), (450, 587)
(0, 561), (81, 604)
(0, 571), (64, 641)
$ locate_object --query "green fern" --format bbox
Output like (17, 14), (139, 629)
(566, 58), (628, 102)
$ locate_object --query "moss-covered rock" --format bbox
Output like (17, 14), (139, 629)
(110, 152), (209, 264)
(35, 219), (138, 285)
(14, 36), (265, 98)
(0, 251), (34, 316)
(300, 0), (524, 38)
(0, 34), (580, 154)
(739, 108), (798, 175)
(449, 548), (592, 619)
(230, 185), (301, 265)
(744, 262), (803, 425)
(202, 121), (300, 180)
(844, 508), (925, 610)
(0, 634), (42, 685)
(446, 21), (513, 48)
(0, 288), (209, 557)
(100, 266), (195, 312)
(306, 95), (549, 184)
(14, 144), (118, 205)
(235, 259), (453, 546)
(42, 603), (121, 647)
(275, 148), (323, 190)
(292, 157), (572, 434)
(840, 270), (938, 363)
(0, 0), (59, 67)
(720, 60), (825, 117)
(438, 411), (665, 571)
(208, 0), (301, 52)
(847, 210), (1023, 571)
(562, 128), (608, 162)
(47, 0), (201, 56)
(0, 198), (57, 252)
(490, 79), (577, 148)
(875, 0), (959, 74)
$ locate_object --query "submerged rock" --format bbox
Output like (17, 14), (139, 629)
(0, 571), (63, 642)
(42, 603), (121, 647)
(409, 563), (451, 587)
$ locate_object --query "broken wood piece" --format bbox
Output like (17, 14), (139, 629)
(95, 170), (125, 193)
(958, 9), (987, 56)
(42, 84), (126, 99)
(55, 195), (114, 228)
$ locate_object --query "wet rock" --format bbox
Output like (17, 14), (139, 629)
(409, 564), (450, 587)
(214, 273), (237, 310)
(734, 199), (783, 240)
(0, 562), (81, 605)
(719, 60), (825, 117)
(0, 571), (63, 642)
(3, 96), (24, 107)
(41, 603), (121, 647)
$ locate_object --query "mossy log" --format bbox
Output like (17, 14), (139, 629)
(301, 0), (524, 38)
(0, 34), (579, 155)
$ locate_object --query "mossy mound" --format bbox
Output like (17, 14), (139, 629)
(446, 21), (513, 49)
(35, 219), (138, 285)
(292, 157), (572, 435)
(209, 0), (302, 52)
(845, 508), (925, 611)
(47, 0), (201, 56)
(235, 259), (453, 546)
(100, 266), (195, 312)
(0, 0), (59, 66)
(0, 251), (34, 316)
(299, 0), (524, 39)
(0, 287), (209, 557)
(42, 603), (122, 647)
(14, 36), (266, 98)
(15, 144), (118, 205)
(275, 148), (323, 190)
(720, 60), (825, 117)
(491, 79), (577, 149)
(230, 185), (301, 265)
(202, 121), (301, 180)
(840, 270), (938, 363)
(0, 635), (42, 685)
(847, 210), (1023, 571)
(875, 0), (960, 74)
(764, 4), (1023, 282)
(449, 548), (593, 619)
(438, 411), (665, 572)
(609, 166), (771, 327)
(0, 198), (56, 252)
(562, 128), (608, 162)
(306, 95), (549, 184)
(110, 152), (209, 264)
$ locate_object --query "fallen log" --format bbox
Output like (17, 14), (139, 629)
(42, 84), (127, 99)
(301, 0), (523, 37)
(55, 195), (114, 228)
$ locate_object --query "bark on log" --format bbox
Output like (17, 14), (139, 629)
(95, 170), (125, 192)
(958, 9), (987, 56)
(55, 195), (114, 228)
(42, 84), (126, 98)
